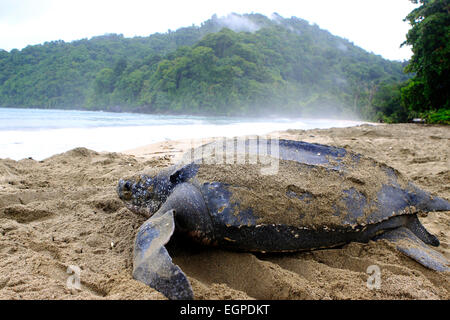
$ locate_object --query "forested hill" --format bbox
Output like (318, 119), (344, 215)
(0, 13), (409, 118)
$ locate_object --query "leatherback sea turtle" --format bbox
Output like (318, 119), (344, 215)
(117, 138), (450, 299)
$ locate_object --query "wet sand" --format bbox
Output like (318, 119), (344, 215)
(0, 123), (448, 299)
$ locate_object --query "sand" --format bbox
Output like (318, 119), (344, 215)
(0, 123), (448, 300)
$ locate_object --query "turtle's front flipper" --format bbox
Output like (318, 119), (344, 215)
(376, 227), (449, 272)
(132, 209), (194, 300)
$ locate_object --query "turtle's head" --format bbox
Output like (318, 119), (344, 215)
(117, 173), (172, 217)
(117, 164), (199, 217)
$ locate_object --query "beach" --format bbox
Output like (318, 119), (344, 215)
(0, 123), (449, 300)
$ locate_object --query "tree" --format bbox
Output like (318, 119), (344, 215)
(94, 68), (115, 94)
(113, 58), (127, 77)
(402, 0), (450, 111)
(372, 82), (409, 123)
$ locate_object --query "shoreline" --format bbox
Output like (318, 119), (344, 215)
(1, 106), (368, 121)
(0, 123), (448, 300)
(0, 109), (375, 161)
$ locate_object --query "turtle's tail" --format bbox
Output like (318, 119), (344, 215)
(425, 196), (450, 212)
(408, 183), (450, 212)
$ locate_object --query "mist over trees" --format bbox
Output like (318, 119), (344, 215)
(0, 13), (415, 120)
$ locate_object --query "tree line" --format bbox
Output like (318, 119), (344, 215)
(0, 9), (447, 123)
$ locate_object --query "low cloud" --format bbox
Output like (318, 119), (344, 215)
(269, 12), (283, 23)
(337, 42), (348, 52)
(216, 13), (260, 33)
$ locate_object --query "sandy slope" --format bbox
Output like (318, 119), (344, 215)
(0, 123), (448, 300)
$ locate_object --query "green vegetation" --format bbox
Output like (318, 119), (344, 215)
(424, 109), (450, 124)
(375, 0), (449, 124)
(0, 13), (422, 119)
(403, 0), (449, 110)
(0, 29), (208, 109)
(402, 0), (450, 124)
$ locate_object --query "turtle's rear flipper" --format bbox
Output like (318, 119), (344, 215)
(133, 209), (194, 300)
(405, 215), (439, 246)
(376, 227), (449, 272)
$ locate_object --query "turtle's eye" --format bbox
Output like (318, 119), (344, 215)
(117, 179), (134, 201)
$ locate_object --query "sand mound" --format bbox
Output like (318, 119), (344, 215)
(0, 124), (448, 300)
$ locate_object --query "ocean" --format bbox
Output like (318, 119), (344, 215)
(0, 108), (368, 160)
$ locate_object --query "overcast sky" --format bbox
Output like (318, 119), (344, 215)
(0, 0), (418, 61)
